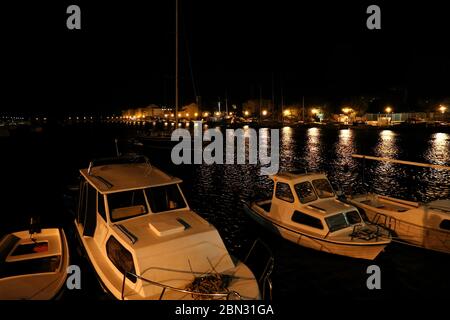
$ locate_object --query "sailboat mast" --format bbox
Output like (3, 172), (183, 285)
(175, 0), (179, 127)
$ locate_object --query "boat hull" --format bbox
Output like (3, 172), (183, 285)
(243, 202), (388, 260)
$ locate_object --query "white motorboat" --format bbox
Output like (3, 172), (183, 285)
(73, 155), (261, 300)
(347, 154), (450, 254)
(347, 193), (450, 254)
(243, 171), (391, 260)
(0, 227), (69, 300)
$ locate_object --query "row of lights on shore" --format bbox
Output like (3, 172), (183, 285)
(7, 104), (448, 123)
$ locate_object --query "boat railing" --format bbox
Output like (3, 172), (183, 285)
(87, 154), (152, 175)
(243, 238), (275, 301)
(120, 271), (242, 300)
(372, 212), (397, 234)
(350, 224), (384, 242)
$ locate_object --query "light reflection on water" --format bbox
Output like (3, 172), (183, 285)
(303, 127), (324, 171)
(371, 130), (406, 196)
(332, 129), (358, 192)
(426, 132), (450, 165)
(418, 132), (450, 200)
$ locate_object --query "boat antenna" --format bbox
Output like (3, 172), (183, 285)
(175, 0), (179, 128)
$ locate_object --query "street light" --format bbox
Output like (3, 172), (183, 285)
(283, 109), (291, 116)
(439, 105), (447, 121)
(262, 110), (268, 116)
(311, 108), (319, 115)
(342, 107), (352, 114)
(385, 106), (393, 125)
(244, 110), (249, 116)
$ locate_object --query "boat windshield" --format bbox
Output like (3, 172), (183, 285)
(325, 211), (362, 232)
(108, 189), (148, 222)
(312, 179), (335, 199)
(294, 181), (318, 204)
(145, 184), (187, 213)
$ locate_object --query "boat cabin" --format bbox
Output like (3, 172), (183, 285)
(260, 171), (366, 237)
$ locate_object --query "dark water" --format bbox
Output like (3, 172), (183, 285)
(1, 123), (450, 300)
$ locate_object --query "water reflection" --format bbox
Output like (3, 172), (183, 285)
(303, 127), (324, 171)
(280, 126), (295, 170)
(375, 130), (398, 158)
(370, 130), (406, 197)
(418, 132), (450, 201)
(332, 129), (359, 192)
(425, 133), (450, 165)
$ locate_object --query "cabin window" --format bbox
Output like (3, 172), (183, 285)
(275, 182), (294, 203)
(440, 220), (450, 231)
(108, 190), (148, 222)
(325, 211), (362, 232)
(312, 179), (335, 199)
(346, 211), (362, 225)
(325, 214), (348, 232)
(106, 236), (136, 283)
(292, 211), (324, 229)
(145, 184), (187, 213)
(294, 181), (318, 204)
(98, 192), (107, 222)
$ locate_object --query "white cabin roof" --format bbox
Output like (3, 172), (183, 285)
(80, 163), (182, 194)
(271, 171), (327, 185)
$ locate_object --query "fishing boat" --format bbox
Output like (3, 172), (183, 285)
(243, 171), (391, 260)
(0, 224), (69, 300)
(73, 154), (262, 300)
(347, 194), (450, 254)
(347, 154), (450, 254)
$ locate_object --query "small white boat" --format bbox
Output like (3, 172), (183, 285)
(74, 155), (261, 300)
(347, 193), (450, 254)
(0, 227), (69, 300)
(243, 171), (391, 260)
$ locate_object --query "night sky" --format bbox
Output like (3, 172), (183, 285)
(2, 1), (450, 114)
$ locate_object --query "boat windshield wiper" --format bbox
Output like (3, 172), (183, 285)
(114, 224), (138, 244)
